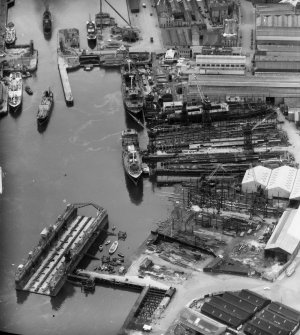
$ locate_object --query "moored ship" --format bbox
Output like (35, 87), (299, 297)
(121, 129), (143, 182)
(37, 88), (54, 125)
(86, 15), (96, 41)
(121, 60), (144, 115)
(43, 7), (52, 36)
(8, 72), (23, 112)
(5, 22), (16, 45)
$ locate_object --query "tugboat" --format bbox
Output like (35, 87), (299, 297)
(25, 86), (33, 95)
(121, 129), (143, 183)
(37, 88), (54, 126)
(5, 22), (16, 45)
(8, 72), (23, 112)
(43, 6), (52, 36)
(109, 241), (118, 255)
(121, 60), (144, 115)
(86, 15), (96, 41)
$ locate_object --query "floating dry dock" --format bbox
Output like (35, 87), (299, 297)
(15, 203), (108, 296)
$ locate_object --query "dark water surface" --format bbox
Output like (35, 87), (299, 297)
(0, 1), (172, 334)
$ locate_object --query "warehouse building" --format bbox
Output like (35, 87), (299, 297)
(200, 290), (269, 329)
(241, 166), (272, 194)
(290, 169), (300, 200)
(179, 307), (227, 335)
(244, 300), (300, 335)
(264, 206), (300, 262)
(195, 54), (246, 75)
(266, 165), (297, 199)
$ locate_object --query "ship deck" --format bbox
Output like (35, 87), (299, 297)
(22, 215), (96, 295)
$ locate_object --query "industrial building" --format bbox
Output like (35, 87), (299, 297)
(195, 54), (246, 75)
(179, 307), (227, 335)
(244, 301), (300, 335)
(290, 169), (300, 200)
(222, 18), (238, 47)
(265, 206), (300, 262)
(200, 290), (270, 329)
(254, 3), (300, 72)
(241, 166), (272, 194)
(266, 165), (297, 199)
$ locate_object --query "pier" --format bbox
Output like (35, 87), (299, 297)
(15, 203), (108, 296)
(58, 56), (74, 106)
(0, 83), (8, 116)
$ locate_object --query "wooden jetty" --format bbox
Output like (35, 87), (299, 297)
(15, 203), (108, 296)
(0, 83), (8, 116)
(58, 56), (74, 106)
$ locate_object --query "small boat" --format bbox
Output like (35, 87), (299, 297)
(105, 240), (111, 245)
(83, 65), (93, 71)
(118, 253), (124, 258)
(8, 72), (23, 112)
(109, 241), (118, 255)
(86, 15), (96, 41)
(25, 86), (33, 95)
(37, 88), (53, 125)
(22, 71), (32, 79)
(5, 22), (16, 45)
(98, 245), (103, 251)
(43, 7), (52, 36)
(112, 226), (116, 231)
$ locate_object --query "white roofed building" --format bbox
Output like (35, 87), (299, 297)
(265, 207), (300, 262)
(290, 169), (300, 201)
(241, 166), (272, 194)
(266, 165), (297, 199)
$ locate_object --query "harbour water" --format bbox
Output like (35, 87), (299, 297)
(0, 1), (172, 334)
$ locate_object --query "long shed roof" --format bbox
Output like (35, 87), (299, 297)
(242, 166), (272, 189)
(266, 165), (297, 195)
(290, 169), (300, 200)
(265, 207), (300, 254)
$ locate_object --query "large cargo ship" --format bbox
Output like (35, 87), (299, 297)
(121, 129), (143, 183)
(121, 60), (144, 115)
(37, 88), (54, 126)
(43, 7), (52, 36)
(8, 72), (22, 112)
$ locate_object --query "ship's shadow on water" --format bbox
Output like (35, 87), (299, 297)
(50, 283), (76, 311)
(16, 290), (30, 305)
(9, 106), (22, 119)
(87, 39), (96, 50)
(43, 32), (52, 41)
(37, 121), (49, 134)
(124, 171), (143, 206)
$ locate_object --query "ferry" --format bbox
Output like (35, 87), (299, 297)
(37, 88), (54, 125)
(8, 72), (23, 112)
(109, 241), (118, 255)
(121, 129), (143, 182)
(5, 22), (16, 45)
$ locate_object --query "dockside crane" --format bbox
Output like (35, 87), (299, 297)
(243, 110), (276, 150)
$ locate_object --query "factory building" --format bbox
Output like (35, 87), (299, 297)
(290, 169), (300, 200)
(207, 0), (231, 25)
(222, 18), (238, 47)
(266, 165), (297, 199)
(265, 207), (300, 262)
(254, 3), (300, 72)
(241, 166), (272, 194)
(195, 54), (246, 75)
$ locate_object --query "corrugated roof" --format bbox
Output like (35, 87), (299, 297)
(266, 165), (297, 195)
(290, 169), (300, 200)
(248, 316), (290, 335)
(242, 166), (272, 189)
(180, 308), (227, 335)
(265, 207), (300, 254)
(267, 301), (300, 322)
